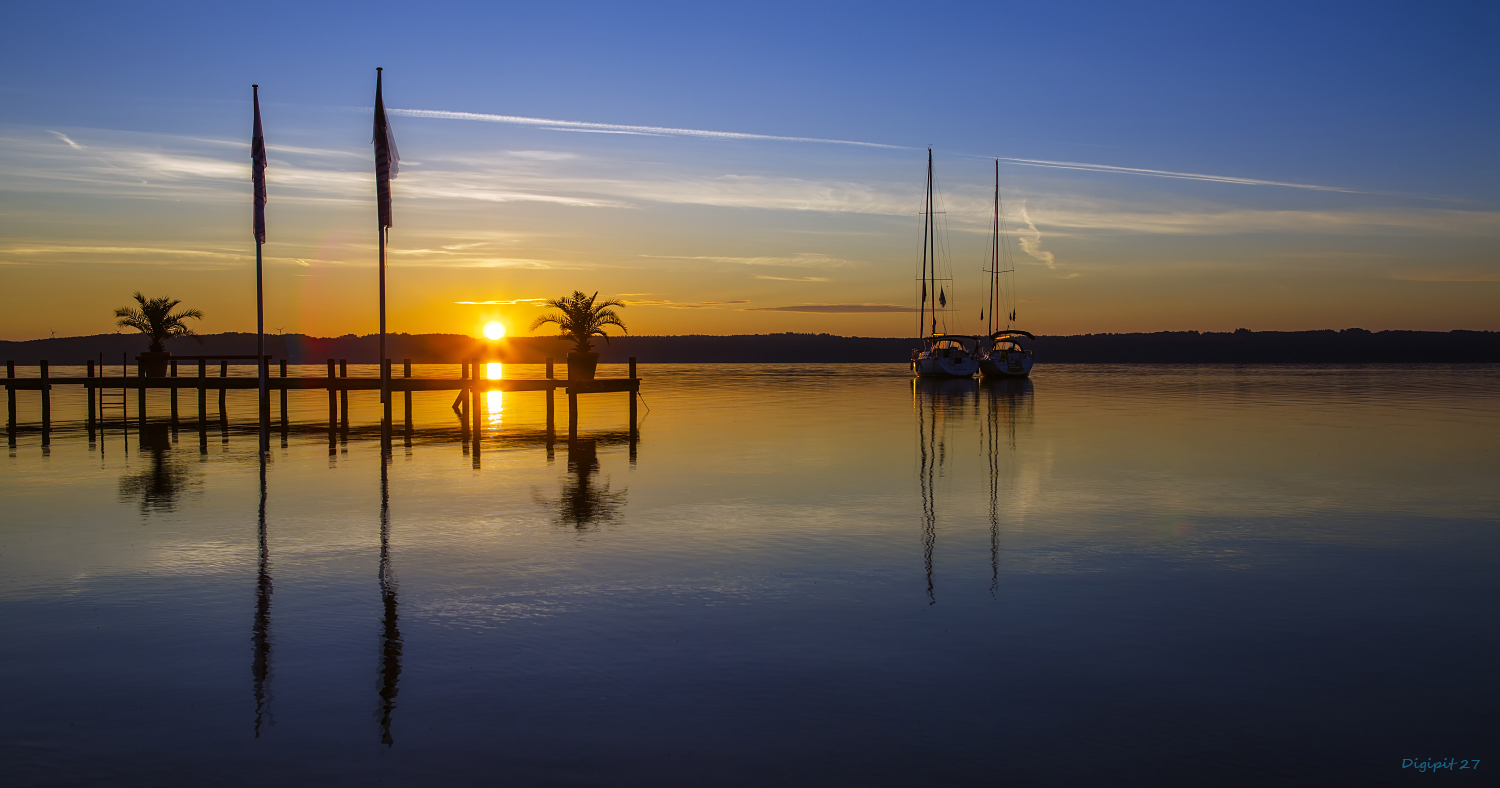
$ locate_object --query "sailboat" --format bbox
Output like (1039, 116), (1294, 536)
(911, 149), (979, 378)
(977, 159), (1035, 379)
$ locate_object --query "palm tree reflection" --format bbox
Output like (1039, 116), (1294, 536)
(540, 439), (628, 529)
(118, 424), (199, 512)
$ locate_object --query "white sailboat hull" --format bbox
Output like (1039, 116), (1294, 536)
(914, 351), (978, 378)
(978, 351), (1033, 378)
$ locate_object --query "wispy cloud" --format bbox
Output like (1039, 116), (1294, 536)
(641, 252), (857, 267)
(1390, 270), (1500, 282)
(454, 298), (550, 305)
(1017, 204), (1057, 269)
(746, 303), (916, 313)
(621, 298), (752, 309)
(754, 275), (833, 282)
(388, 108), (906, 150)
(48, 131), (83, 150)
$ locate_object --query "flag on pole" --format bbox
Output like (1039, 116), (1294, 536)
(251, 86), (267, 243)
(938, 287), (946, 308)
(373, 69), (400, 230)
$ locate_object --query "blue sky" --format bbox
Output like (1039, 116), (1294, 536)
(2, 0), (1496, 338)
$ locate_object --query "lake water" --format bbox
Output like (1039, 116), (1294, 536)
(3, 364), (1496, 786)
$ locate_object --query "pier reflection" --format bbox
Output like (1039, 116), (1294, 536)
(118, 423), (199, 512)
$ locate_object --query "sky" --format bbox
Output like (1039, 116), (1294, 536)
(1, 0), (1496, 341)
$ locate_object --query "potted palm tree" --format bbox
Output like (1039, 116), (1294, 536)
(530, 291), (627, 381)
(114, 292), (204, 377)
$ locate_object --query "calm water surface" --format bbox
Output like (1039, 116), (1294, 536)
(3, 364), (1497, 786)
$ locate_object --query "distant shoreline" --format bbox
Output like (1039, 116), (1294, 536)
(3, 329), (1498, 365)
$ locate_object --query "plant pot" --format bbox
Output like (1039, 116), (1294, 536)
(137, 351), (171, 378)
(566, 351), (599, 381)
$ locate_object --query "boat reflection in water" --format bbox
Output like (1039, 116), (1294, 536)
(981, 377), (1034, 596)
(913, 376), (1035, 602)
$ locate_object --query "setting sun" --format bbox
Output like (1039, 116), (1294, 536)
(482, 321), (506, 340)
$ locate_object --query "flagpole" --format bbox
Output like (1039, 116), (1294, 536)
(373, 67), (398, 424)
(379, 226), (387, 409)
(253, 85), (268, 454)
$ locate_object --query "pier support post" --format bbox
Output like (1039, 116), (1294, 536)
(338, 359), (349, 437)
(325, 359), (337, 456)
(279, 360), (288, 432)
(383, 359), (393, 428)
(402, 359), (412, 442)
(218, 361), (229, 444)
(41, 360), (51, 445)
(470, 359), (481, 464)
(545, 357), (555, 443)
(86, 360), (96, 441)
(170, 360), (179, 427)
(326, 359), (336, 432)
(567, 386), (578, 442)
(6, 358), (14, 438)
(7, 361), (15, 442)
(197, 360), (207, 427)
(628, 357), (638, 438)
(197, 359), (207, 453)
(136, 361), (146, 428)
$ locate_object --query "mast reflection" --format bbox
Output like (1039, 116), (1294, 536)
(983, 378), (1033, 594)
(376, 453), (402, 747)
(913, 378), (977, 604)
(251, 453), (273, 737)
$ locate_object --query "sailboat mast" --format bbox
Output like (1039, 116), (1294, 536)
(928, 149), (937, 337)
(990, 159), (999, 336)
(919, 149), (930, 340)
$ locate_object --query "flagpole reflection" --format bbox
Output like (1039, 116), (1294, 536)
(376, 450), (402, 747)
(251, 451), (273, 736)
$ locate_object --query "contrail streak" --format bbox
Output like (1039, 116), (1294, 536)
(387, 108), (906, 149)
(993, 156), (1362, 193)
(389, 107), (1364, 192)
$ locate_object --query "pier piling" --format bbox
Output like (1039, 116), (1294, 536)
(338, 359), (349, 436)
(218, 362), (228, 425)
(545, 357), (555, 441)
(86, 361), (96, 437)
(383, 359), (393, 428)
(402, 360), (412, 441)
(169, 360), (179, 426)
(6, 361), (14, 442)
(40, 360), (51, 444)
(197, 360), (207, 426)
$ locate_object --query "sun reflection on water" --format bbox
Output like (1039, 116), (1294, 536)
(484, 363), (503, 427)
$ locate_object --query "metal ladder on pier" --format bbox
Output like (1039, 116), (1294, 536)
(97, 352), (129, 424)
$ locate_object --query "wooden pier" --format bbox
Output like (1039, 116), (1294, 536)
(5, 355), (641, 452)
